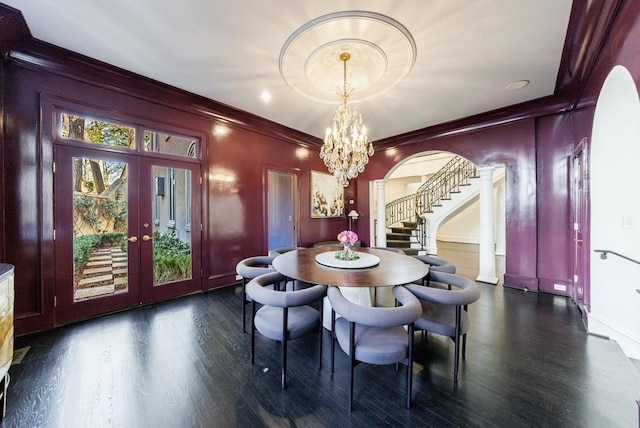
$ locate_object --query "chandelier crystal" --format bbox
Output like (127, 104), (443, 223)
(320, 52), (374, 187)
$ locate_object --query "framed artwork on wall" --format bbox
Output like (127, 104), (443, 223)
(310, 171), (344, 218)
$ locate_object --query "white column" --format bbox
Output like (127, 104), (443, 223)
(495, 175), (506, 256)
(375, 180), (387, 247)
(477, 166), (498, 284)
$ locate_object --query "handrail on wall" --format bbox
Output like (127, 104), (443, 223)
(594, 249), (640, 266)
(594, 249), (640, 295)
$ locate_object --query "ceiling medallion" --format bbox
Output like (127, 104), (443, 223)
(279, 11), (417, 104)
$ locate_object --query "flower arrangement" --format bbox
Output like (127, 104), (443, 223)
(335, 230), (359, 260)
(337, 230), (358, 245)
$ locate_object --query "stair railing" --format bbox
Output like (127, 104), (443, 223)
(413, 156), (478, 218)
(384, 193), (414, 229)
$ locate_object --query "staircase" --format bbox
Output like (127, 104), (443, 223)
(386, 221), (420, 255)
(384, 155), (479, 254)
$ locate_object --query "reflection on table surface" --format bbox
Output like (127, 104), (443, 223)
(272, 246), (428, 288)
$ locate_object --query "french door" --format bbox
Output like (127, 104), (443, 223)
(54, 145), (201, 324)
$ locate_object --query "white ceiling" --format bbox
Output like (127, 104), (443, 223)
(4, 0), (573, 142)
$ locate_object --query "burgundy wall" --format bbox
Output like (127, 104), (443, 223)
(535, 113), (575, 295)
(206, 125), (349, 288)
(356, 120), (540, 290)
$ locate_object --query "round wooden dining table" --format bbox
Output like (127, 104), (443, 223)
(272, 246), (429, 287)
(272, 246), (429, 329)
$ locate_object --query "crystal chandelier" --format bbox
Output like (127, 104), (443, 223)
(320, 52), (374, 187)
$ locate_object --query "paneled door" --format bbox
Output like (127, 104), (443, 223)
(266, 169), (298, 253)
(54, 146), (201, 324)
(572, 138), (589, 308)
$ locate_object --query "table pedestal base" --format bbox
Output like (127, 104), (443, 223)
(322, 287), (373, 330)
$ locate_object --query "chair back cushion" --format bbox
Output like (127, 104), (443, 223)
(236, 255), (276, 278)
(327, 285), (421, 328)
(413, 255), (456, 273)
(247, 272), (327, 307)
(404, 271), (480, 306)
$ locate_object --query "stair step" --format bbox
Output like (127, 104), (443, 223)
(402, 221), (418, 228)
(390, 227), (414, 234)
(387, 233), (411, 241)
(387, 240), (414, 247)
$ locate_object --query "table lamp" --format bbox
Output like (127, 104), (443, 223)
(348, 210), (359, 230)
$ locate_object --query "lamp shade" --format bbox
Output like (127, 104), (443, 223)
(348, 210), (359, 219)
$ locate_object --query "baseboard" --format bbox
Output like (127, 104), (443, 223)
(588, 312), (640, 360)
(436, 235), (479, 244)
(503, 273), (538, 291)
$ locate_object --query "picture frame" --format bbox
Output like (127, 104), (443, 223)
(310, 170), (344, 218)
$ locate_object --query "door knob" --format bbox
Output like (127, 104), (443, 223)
(143, 235), (153, 241)
(127, 236), (138, 243)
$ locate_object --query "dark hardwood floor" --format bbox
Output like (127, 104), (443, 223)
(4, 244), (640, 427)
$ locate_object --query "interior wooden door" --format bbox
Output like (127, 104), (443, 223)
(572, 138), (590, 308)
(266, 169), (298, 253)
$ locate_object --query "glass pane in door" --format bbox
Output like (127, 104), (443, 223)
(72, 156), (129, 301)
(151, 165), (192, 286)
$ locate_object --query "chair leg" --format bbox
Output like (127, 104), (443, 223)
(453, 305), (462, 384)
(282, 307), (288, 389)
(331, 308), (336, 374)
(349, 321), (356, 412)
(407, 323), (414, 409)
(318, 298), (323, 370)
(250, 300), (256, 364)
(462, 305), (469, 358)
(242, 278), (247, 333)
(462, 333), (468, 358)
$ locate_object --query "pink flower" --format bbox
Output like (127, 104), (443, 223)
(337, 230), (358, 245)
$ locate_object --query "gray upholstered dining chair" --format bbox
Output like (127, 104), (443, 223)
(268, 247), (311, 291)
(412, 255), (456, 287)
(328, 285), (422, 410)
(247, 271), (327, 389)
(236, 255), (276, 333)
(403, 271), (481, 384)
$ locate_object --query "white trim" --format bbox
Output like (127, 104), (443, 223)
(436, 234), (479, 244)
(588, 311), (640, 360)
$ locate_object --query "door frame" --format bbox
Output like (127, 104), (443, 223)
(572, 137), (590, 312)
(263, 165), (300, 254)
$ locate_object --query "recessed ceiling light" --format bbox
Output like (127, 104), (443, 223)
(505, 80), (530, 90)
(260, 90), (272, 103)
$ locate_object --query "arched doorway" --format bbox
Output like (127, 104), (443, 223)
(372, 151), (506, 282)
(589, 65), (640, 359)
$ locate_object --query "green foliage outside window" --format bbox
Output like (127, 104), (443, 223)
(152, 230), (191, 284)
(73, 232), (126, 274)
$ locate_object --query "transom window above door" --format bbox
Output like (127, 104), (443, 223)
(56, 111), (200, 161)
(59, 113), (136, 149)
(144, 130), (198, 159)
